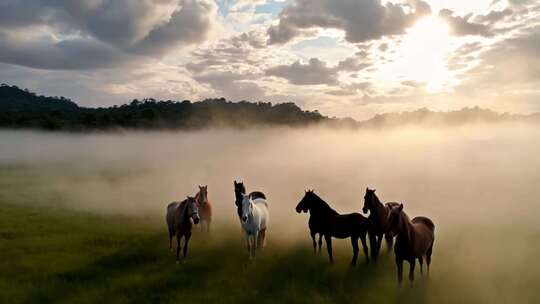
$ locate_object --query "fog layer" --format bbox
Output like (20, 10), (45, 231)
(1, 125), (539, 237)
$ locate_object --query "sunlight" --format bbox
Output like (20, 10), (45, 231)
(395, 15), (453, 92)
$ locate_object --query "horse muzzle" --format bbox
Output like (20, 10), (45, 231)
(362, 207), (368, 214)
(192, 216), (200, 225)
(242, 215), (248, 222)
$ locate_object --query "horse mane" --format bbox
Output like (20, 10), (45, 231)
(177, 199), (189, 222)
(310, 193), (339, 215)
(398, 211), (413, 242)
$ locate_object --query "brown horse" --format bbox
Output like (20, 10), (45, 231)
(362, 188), (400, 260)
(387, 203), (435, 285)
(166, 196), (200, 262)
(195, 185), (212, 232)
(296, 190), (375, 265)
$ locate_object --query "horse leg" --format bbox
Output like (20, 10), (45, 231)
(183, 234), (191, 259)
(409, 259), (416, 283)
(419, 257), (424, 276)
(350, 237), (359, 266)
(176, 235), (182, 263)
(426, 241), (434, 276)
(396, 256), (404, 285)
(324, 235), (333, 264)
(246, 233), (252, 258)
(360, 234), (369, 264)
(385, 233), (394, 252)
(169, 232), (173, 252)
(253, 231), (259, 258)
(377, 233), (383, 257)
(318, 234), (323, 254)
(310, 231), (317, 254)
(258, 229), (266, 249)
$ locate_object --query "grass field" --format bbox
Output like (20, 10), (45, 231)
(1, 128), (540, 303)
(1, 189), (540, 304)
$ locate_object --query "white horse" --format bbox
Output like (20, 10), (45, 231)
(241, 194), (269, 259)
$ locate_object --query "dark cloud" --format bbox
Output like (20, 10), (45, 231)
(267, 0), (431, 45)
(0, 31), (130, 70)
(0, 0), (217, 70)
(265, 58), (338, 85)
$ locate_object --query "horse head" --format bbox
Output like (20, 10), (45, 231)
(387, 203), (404, 234)
(362, 187), (377, 214)
(241, 194), (253, 223)
(198, 185), (208, 205)
(296, 189), (315, 213)
(186, 196), (200, 224)
(234, 181), (246, 203)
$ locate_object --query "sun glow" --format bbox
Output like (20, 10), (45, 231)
(390, 16), (453, 93)
(404, 16), (451, 92)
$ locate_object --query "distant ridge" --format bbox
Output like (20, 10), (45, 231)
(1, 84), (538, 131)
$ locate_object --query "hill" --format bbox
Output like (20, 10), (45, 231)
(1, 84), (539, 131)
(0, 84), (327, 130)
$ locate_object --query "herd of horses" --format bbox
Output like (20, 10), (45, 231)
(165, 182), (435, 284)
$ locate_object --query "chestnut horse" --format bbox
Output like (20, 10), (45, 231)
(195, 185), (212, 232)
(296, 190), (375, 265)
(166, 196), (200, 262)
(362, 188), (400, 260)
(387, 203), (435, 285)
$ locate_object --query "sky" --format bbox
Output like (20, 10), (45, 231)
(0, 0), (538, 119)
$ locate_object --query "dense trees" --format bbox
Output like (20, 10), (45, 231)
(1, 84), (538, 131)
(0, 84), (327, 131)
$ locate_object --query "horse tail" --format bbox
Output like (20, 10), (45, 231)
(412, 216), (435, 232)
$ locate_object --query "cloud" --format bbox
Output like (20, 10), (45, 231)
(267, 0), (431, 45)
(439, 9), (494, 37)
(265, 58), (338, 85)
(0, 0), (217, 70)
(194, 71), (266, 101)
(0, 31), (131, 70)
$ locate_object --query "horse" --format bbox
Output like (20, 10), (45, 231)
(296, 190), (375, 265)
(362, 188), (400, 260)
(166, 196), (200, 263)
(387, 203), (435, 285)
(234, 180), (266, 218)
(195, 185), (212, 232)
(240, 194), (269, 259)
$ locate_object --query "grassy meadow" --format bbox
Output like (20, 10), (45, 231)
(1, 127), (540, 303)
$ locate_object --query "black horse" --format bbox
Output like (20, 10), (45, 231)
(387, 203), (435, 284)
(362, 188), (400, 260)
(166, 196), (200, 263)
(296, 190), (375, 265)
(234, 180), (266, 218)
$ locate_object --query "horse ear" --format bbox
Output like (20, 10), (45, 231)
(234, 180), (237, 185)
(199, 185), (202, 189)
(398, 203), (403, 211)
(373, 189), (376, 192)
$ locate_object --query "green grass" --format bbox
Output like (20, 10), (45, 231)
(1, 202), (539, 304)
(1, 165), (540, 303)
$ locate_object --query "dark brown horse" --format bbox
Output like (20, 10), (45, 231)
(296, 190), (375, 265)
(362, 188), (400, 260)
(166, 196), (200, 263)
(234, 180), (266, 218)
(387, 203), (435, 285)
(195, 185), (212, 232)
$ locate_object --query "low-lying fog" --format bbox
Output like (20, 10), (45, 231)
(1, 124), (539, 239)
